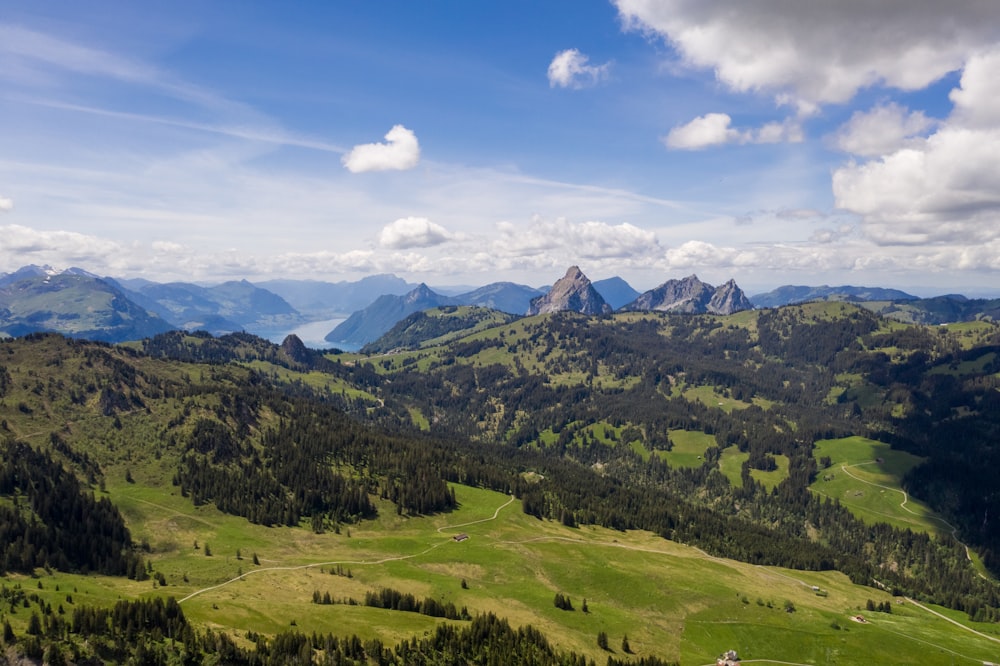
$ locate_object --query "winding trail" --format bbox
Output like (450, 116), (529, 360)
(838, 461), (982, 571)
(436, 494), (515, 533)
(178, 495), (515, 604)
(171, 490), (1000, 663)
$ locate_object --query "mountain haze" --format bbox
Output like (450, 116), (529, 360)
(325, 283), (457, 348)
(592, 276), (640, 309)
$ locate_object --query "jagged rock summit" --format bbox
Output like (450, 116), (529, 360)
(527, 266), (612, 316)
(622, 275), (752, 315)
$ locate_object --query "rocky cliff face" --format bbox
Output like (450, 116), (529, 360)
(527, 266), (612, 316)
(622, 275), (751, 315)
(707, 279), (753, 314)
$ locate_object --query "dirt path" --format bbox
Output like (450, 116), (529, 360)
(437, 495), (515, 533)
(840, 461), (982, 570)
(905, 597), (1000, 646)
(178, 494), (516, 604)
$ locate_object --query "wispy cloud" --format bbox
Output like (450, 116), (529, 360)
(547, 49), (611, 89)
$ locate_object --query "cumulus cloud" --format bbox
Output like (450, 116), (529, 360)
(547, 49), (611, 89)
(664, 113), (801, 149)
(664, 113), (742, 149)
(0, 196), (12, 212)
(0, 224), (123, 267)
(377, 217), (454, 249)
(834, 103), (934, 157)
(833, 48), (1000, 247)
(495, 217), (659, 260)
(615, 0), (1000, 110)
(342, 125), (420, 173)
(948, 48), (1000, 128)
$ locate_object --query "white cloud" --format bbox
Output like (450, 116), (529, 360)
(833, 49), (1000, 247)
(664, 113), (743, 149)
(377, 217), (454, 249)
(0, 196), (12, 212)
(547, 49), (611, 89)
(342, 125), (420, 173)
(615, 0), (1000, 110)
(834, 103), (934, 157)
(664, 113), (801, 149)
(949, 48), (1000, 128)
(0, 223), (123, 268)
(495, 217), (659, 260)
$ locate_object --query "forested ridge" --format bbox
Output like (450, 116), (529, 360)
(0, 304), (997, 662)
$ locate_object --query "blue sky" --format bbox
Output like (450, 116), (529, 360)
(1, 1), (999, 295)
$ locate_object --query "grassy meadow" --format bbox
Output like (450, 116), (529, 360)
(6, 480), (1000, 665)
(809, 436), (943, 534)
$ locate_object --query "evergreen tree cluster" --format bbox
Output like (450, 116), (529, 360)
(0, 440), (145, 578)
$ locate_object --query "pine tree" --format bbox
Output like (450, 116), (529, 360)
(2, 619), (14, 643)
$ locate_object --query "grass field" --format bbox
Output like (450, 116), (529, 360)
(807, 436), (953, 537)
(661, 429), (716, 468)
(7, 480), (1000, 665)
(719, 446), (749, 487)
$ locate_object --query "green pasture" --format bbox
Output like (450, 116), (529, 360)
(660, 429), (716, 468)
(680, 384), (772, 413)
(7, 481), (999, 664)
(809, 437), (945, 535)
(719, 446), (749, 487)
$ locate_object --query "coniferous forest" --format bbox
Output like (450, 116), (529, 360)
(0, 303), (998, 663)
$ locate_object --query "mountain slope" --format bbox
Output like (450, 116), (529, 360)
(325, 283), (457, 347)
(592, 276), (640, 309)
(111, 278), (300, 334)
(0, 270), (172, 342)
(454, 282), (544, 314)
(362, 305), (519, 353)
(527, 266), (612, 315)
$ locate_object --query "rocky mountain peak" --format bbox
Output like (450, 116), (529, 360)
(527, 266), (612, 316)
(279, 333), (311, 364)
(622, 275), (751, 315)
(707, 279), (753, 315)
(405, 283), (437, 304)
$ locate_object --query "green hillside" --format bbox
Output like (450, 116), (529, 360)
(0, 304), (998, 663)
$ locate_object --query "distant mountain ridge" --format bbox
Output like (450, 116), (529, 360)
(1, 264), (996, 346)
(258, 274), (417, 316)
(110, 278), (301, 336)
(592, 276), (640, 309)
(0, 268), (172, 342)
(326, 284), (458, 348)
(324, 281), (546, 348)
(751, 284), (918, 308)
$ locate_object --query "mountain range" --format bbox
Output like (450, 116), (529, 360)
(330, 267), (753, 347)
(1, 264), (998, 346)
